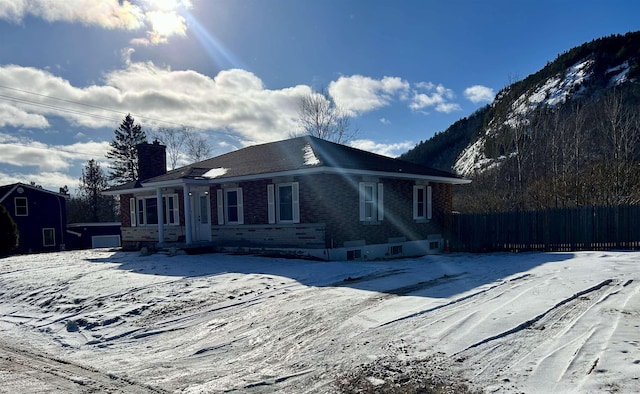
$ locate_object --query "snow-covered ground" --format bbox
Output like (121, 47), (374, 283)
(1, 249), (639, 393)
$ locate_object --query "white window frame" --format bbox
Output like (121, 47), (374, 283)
(217, 187), (244, 225)
(359, 182), (383, 222)
(413, 185), (432, 221)
(131, 194), (179, 226)
(14, 197), (28, 216)
(267, 182), (299, 224)
(43, 228), (55, 246)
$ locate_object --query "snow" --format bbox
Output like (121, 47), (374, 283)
(203, 167), (228, 178)
(303, 143), (320, 165)
(1, 249), (640, 393)
(456, 60), (594, 176)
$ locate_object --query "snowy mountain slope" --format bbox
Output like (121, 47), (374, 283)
(454, 56), (632, 176)
(401, 31), (640, 177)
(1, 249), (640, 393)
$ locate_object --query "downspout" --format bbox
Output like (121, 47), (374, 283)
(58, 195), (65, 250)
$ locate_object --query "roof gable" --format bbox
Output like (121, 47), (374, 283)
(0, 182), (66, 204)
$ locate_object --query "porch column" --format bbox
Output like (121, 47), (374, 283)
(183, 184), (193, 244)
(156, 188), (164, 245)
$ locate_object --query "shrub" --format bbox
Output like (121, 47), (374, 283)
(0, 204), (18, 255)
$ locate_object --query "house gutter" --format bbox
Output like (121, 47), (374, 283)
(139, 167), (471, 190)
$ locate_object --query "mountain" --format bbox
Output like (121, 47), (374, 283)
(401, 31), (640, 212)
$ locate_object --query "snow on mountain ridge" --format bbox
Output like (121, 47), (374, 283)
(454, 59), (594, 176)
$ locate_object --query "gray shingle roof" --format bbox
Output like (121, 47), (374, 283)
(144, 136), (465, 184)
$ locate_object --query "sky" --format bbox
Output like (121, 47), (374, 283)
(0, 0), (639, 192)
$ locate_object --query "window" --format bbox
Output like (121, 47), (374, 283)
(217, 188), (244, 225)
(267, 182), (299, 224)
(359, 182), (383, 222)
(347, 249), (362, 260)
(43, 228), (55, 246)
(388, 245), (403, 255)
(15, 197), (28, 216)
(413, 185), (432, 221)
(131, 194), (179, 226)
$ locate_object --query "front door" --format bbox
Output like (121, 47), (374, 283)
(191, 191), (211, 242)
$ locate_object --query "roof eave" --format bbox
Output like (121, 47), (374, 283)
(105, 166), (470, 194)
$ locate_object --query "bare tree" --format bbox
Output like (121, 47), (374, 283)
(152, 126), (187, 170)
(185, 131), (212, 163)
(297, 88), (357, 144)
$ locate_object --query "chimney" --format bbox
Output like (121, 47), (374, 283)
(137, 141), (167, 181)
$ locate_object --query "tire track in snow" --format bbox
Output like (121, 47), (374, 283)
(452, 279), (619, 390)
(0, 342), (168, 393)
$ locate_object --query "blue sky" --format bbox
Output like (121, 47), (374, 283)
(0, 0), (638, 191)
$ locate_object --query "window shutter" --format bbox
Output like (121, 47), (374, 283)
(427, 185), (432, 220)
(412, 186), (419, 219)
(237, 188), (244, 224)
(129, 198), (136, 227)
(217, 189), (224, 225)
(292, 182), (300, 223)
(377, 183), (384, 221)
(358, 183), (366, 221)
(267, 184), (275, 224)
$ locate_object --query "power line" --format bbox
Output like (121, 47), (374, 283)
(0, 84), (238, 135)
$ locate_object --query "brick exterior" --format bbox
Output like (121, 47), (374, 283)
(121, 175), (452, 250)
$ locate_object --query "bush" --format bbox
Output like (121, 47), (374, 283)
(0, 204), (18, 255)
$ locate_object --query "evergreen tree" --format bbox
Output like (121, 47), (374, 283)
(0, 204), (18, 255)
(69, 160), (117, 222)
(106, 114), (147, 183)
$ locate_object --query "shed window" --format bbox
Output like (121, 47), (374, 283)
(43, 228), (55, 246)
(15, 197), (28, 216)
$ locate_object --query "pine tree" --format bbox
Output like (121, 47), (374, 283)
(106, 114), (147, 183)
(77, 159), (116, 222)
(0, 204), (18, 255)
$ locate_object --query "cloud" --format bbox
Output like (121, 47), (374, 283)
(379, 117), (391, 125)
(0, 63), (310, 144)
(409, 83), (460, 113)
(328, 75), (410, 116)
(464, 85), (495, 103)
(0, 0), (191, 46)
(0, 132), (110, 172)
(0, 170), (78, 191)
(348, 139), (414, 158)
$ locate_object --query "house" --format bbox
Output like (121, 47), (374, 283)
(0, 182), (67, 254)
(104, 137), (470, 260)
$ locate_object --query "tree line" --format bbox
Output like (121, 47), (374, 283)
(455, 87), (640, 213)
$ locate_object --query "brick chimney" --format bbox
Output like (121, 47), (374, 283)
(137, 141), (167, 181)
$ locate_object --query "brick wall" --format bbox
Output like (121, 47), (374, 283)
(120, 175), (452, 249)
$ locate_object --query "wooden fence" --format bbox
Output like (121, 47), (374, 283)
(446, 205), (640, 252)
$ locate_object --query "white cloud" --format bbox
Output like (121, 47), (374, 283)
(0, 170), (78, 191)
(409, 82), (460, 113)
(0, 132), (110, 172)
(0, 63), (310, 144)
(464, 85), (495, 103)
(379, 117), (391, 125)
(348, 139), (414, 158)
(328, 75), (410, 116)
(0, 0), (191, 46)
